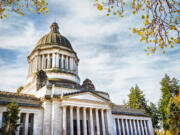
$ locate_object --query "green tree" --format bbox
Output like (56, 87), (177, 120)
(128, 85), (149, 111)
(1, 101), (20, 135)
(95, 0), (179, 54)
(158, 74), (180, 133)
(148, 102), (160, 130)
(167, 98), (180, 135)
(0, 0), (48, 19)
(127, 85), (160, 130)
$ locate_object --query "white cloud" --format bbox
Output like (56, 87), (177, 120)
(0, 0), (180, 106)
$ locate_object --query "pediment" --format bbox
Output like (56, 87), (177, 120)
(65, 92), (108, 103)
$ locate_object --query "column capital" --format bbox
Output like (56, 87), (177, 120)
(70, 106), (74, 109)
(61, 105), (67, 109)
(83, 107), (87, 111)
(76, 106), (80, 109)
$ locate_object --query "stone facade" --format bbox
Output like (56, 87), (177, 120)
(0, 22), (154, 135)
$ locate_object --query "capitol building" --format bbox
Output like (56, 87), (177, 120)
(0, 22), (154, 135)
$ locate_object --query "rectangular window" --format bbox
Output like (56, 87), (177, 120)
(28, 113), (34, 135)
(19, 113), (26, 135)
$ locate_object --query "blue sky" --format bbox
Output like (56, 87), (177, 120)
(0, 0), (180, 104)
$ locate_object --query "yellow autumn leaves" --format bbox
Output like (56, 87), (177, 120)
(94, 0), (180, 54)
(0, 0), (49, 19)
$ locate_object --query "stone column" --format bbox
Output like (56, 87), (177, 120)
(83, 107), (87, 135)
(70, 57), (73, 71)
(33, 114), (37, 135)
(133, 120), (137, 135)
(61, 55), (64, 69)
(129, 120), (133, 135)
(66, 56), (69, 69)
(77, 107), (80, 135)
(42, 55), (45, 69)
(137, 120), (141, 135)
(37, 55), (40, 70)
(121, 119), (125, 135)
(141, 120), (145, 135)
(25, 113), (29, 135)
(0, 111), (2, 128)
(106, 109), (111, 135)
(101, 109), (106, 135)
(32, 59), (34, 72)
(62, 106), (66, 135)
(70, 106), (74, 135)
(125, 119), (130, 135)
(147, 119), (154, 135)
(89, 108), (94, 135)
(143, 120), (148, 135)
(47, 54), (50, 68)
(56, 54), (59, 68)
(95, 109), (100, 135)
(52, 53), (56, 68)
(117, 119), (120, 135)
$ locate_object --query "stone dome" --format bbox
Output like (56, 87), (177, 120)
(36, 22), (73, 50)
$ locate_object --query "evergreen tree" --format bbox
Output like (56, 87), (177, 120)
(148, 102), (160, 129)
(158, 74), (180, 132)
(128, 85), (148, 111)
(2, 101), (20, 135)
(127, 85), (160, 130)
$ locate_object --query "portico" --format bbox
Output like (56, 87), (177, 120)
(61, 105), (111, 135)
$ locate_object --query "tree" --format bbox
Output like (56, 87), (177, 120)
(127, 85), (160, 130)
(148, 102), (160, 130)
(1, 101), (20, 135)
(128, 85), (149, 111)
(95, 0), (179, 54)
(0, 0), (48, 19)
(167, 98), (180, 135)
(158, 74), (180, 133)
